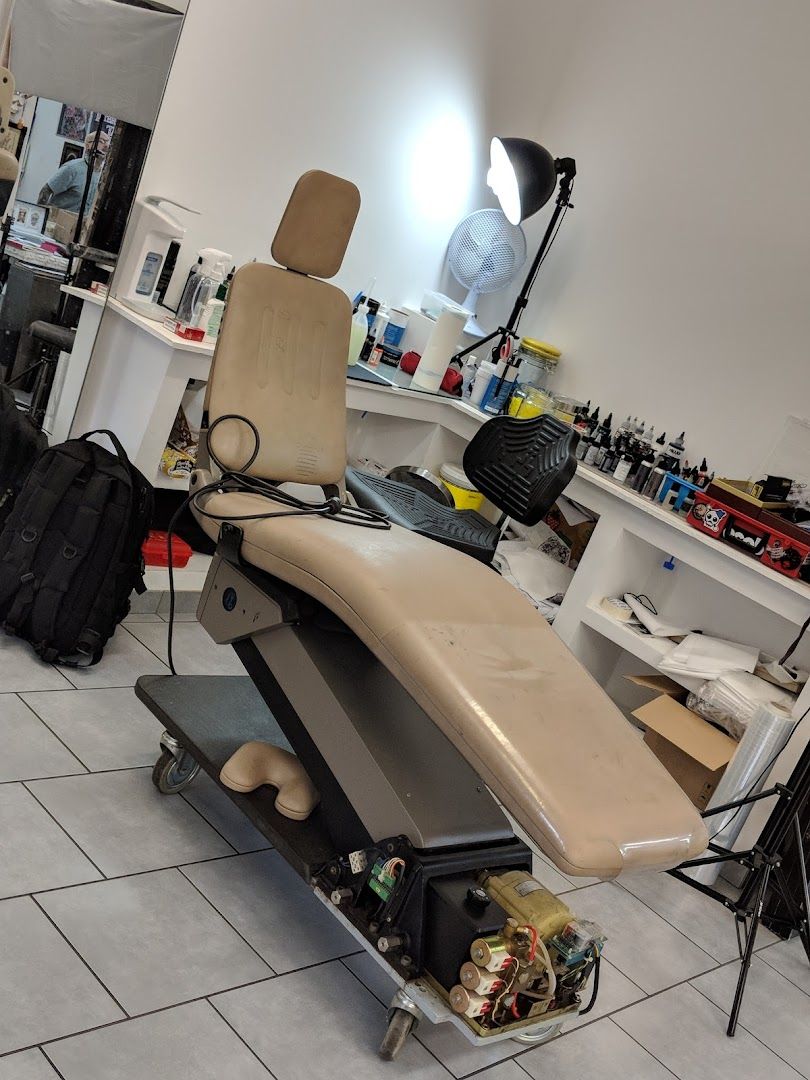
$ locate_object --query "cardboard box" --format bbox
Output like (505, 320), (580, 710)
(44, 208), (78, 246)
(545, 498), (596, 568)
(632, 694), (738, 809)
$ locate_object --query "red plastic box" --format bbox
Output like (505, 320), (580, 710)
(687, 493), (810, 580)
(142, 530), (193, 568)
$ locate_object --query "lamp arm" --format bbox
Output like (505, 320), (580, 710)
(451, 157), (575, 369)
(503, 157), (576, 340)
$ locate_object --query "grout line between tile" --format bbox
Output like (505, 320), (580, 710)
(757, 944), (810, 999)
(20, 782), (107, 881)
(29, 894), (129, 1018)
(603, 1016), (681, 1079)
(613, 877), (741, 964)
(1, 762), (154, 785)
(175, 790), (240, 856)
(176, 866), (276, 974)
(12, 693), (90, 773)
(689, 974), (810, 1079)
(0, 975), (279, 1063)
(38, 1045), (67, 1079)
(205, 997), (281, 1079)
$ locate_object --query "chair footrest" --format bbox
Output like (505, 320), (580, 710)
(345, 468), (500, 562)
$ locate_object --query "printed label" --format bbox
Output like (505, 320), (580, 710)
(515, 879), (546, 897)
(135, 251), (163, 296)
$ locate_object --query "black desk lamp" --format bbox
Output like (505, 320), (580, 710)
(453, 137), (576, 367)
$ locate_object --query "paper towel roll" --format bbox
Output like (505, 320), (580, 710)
(410, 308), (466, 392)
(686, 702), (796, 885)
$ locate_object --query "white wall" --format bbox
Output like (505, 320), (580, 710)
(137, 0), (493, 310)
(16, 98), (75, 204)
(484, 0), (810, 477)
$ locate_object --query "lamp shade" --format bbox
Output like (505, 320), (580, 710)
(487, 137), (558, 224)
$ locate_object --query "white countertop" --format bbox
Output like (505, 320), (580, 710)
(60, 284), (107, 308)
(105, 297), (216, 355)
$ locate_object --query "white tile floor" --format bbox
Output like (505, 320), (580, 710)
(0, 615), (808, 1079)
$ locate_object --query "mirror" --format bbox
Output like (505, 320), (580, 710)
(0, 0), (184, 441)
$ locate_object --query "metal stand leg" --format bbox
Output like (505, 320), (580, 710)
(792, 814), (810, 966)
(728, 862), (771, 1036)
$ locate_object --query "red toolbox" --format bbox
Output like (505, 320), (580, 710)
(142, 530), (193, 568)
(687, 493), (810, 580)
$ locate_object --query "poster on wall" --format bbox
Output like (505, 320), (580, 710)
(57, 104), (88, 141)
(59, 141), (83, 166)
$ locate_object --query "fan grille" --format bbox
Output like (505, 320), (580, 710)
(447, 209), (527, 294)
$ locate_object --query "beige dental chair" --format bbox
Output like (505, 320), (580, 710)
(137, 170), (706, 1056)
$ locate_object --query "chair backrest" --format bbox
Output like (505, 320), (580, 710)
(206, 170), (360, 486)
(462, 413), (579, 524)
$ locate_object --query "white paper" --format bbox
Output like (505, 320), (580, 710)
(658, 633), (759, 680)
(623, 594), (692, 638)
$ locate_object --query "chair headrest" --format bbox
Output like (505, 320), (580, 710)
(271, 170), (360, 279)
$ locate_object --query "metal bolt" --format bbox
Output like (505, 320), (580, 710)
(330, 888), (352, 906)
(377, 935), (404, 954)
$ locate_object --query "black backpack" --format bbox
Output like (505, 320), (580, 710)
(0, 429), (154, 665)
(0, 383), (48, 530)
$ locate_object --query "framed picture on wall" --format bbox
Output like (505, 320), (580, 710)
(0, 122), (25, 159)
(57, 104), (89, 142)
(13, 201), (50, 234)
(60, 141), (83, 166)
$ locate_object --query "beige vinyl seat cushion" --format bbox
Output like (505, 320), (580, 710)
(192, 482), (708, 878)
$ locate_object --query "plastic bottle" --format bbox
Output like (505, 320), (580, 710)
(348, 297), (371, 366)
(576, 433), (592, 461)
(461, 354), (479, 397)
(469, 360), (498, 407)
(643, 462), (666, 498)
(178, 247), (231, 326)
(584, 437), (601, 466)
(367, 303), (390, 367)
(667, 431), (686, 461)
(202, 297), (225, 340)
(613, 453), (633, 483)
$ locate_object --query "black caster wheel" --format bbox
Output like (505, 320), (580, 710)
(379, 1007), (417, 1061)
(152, 747), (200, 794)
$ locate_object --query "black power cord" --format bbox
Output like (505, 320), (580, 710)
(164, 414), (390, 674)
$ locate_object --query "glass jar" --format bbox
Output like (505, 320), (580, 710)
(508, 385), (551, 419)
(552, 394), (585, 425)
(515, 337), (560, 390)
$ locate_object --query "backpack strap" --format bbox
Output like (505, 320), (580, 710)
(29, 472), (114, 658)
(0, 454), (87, 629)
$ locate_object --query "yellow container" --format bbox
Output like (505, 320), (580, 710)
(509, 386), (551, 419)
(440, 462), (484, 511)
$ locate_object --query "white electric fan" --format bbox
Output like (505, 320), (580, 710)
(447, 209), (527, 336)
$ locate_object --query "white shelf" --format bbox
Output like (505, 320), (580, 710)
(143, 553), (212, 593)
(154, 471), (191, 491)
(580, 603), (703, 691)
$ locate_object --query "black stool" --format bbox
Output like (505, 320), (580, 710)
(347, 413), (579, 563)
(8, 320), (76, 429)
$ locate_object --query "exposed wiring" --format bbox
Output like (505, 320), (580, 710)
(577, 946), (601, 1016)
(165, 414), (390, 674)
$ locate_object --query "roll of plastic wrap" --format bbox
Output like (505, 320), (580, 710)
(410, 308), (466, 392)
(686, 702), (796, 885)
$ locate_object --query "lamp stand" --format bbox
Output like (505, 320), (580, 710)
(669, 733), (810, 1036)
(452, 157), (576, 369)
